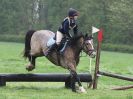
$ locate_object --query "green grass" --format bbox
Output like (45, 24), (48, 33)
(0, 42), (133, 99)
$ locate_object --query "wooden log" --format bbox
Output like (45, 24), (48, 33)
(0, 76), (6, 86)
(112, 85), (133, 90)
(99, 71), (133, 81)
(0, 73), (92, 82)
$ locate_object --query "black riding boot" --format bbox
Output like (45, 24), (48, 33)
(45, 43), (57, 56)
(60, 40), (68, 54)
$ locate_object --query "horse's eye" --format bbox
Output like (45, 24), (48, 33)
(86, 43), (89, 45)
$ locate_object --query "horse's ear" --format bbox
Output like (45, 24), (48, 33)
(89, 34), (93, 39)
(84, 34), (94, 40)
(85, 33), (88, 37)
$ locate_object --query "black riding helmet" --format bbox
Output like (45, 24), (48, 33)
(68, 8), (79, 17)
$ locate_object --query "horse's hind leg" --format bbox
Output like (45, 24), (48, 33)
(26, 55), (36, 71)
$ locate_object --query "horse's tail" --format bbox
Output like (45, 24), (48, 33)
(23, 30), (36, 58)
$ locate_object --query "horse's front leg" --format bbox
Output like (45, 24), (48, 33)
(26, 55), (36, 71)
(70, 70), (77, 92)
(76, 76), (86, 93)
(70, 70), (86, 93)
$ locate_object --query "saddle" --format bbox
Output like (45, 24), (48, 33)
(47, 36), (70, 54)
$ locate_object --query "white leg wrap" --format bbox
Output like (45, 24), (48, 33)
(79, 86), (87, 93)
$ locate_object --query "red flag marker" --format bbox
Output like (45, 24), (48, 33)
(98, 29), (103, 42)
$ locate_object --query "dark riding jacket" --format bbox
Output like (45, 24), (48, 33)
(58, 17), (78, 38)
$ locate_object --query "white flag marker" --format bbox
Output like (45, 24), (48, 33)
(92, 26), (100, 34)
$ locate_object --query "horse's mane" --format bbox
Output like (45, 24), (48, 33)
(69, 33), (93, 47)
(70, 35), (84, 46)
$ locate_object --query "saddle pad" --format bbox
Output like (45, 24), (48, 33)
(47, 37), (55, 47)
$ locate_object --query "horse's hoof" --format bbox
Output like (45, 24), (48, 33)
(26, 64), (35, 71)
(77, 86), (87, 93)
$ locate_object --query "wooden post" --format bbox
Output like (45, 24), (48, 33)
(93, 41), (102, 89)
(93, 29), (103, 89)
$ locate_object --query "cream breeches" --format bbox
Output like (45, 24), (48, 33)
(56, 31), (64, 45)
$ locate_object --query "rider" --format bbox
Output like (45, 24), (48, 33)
(46, 8), (79, 55)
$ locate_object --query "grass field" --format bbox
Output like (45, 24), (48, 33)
(0, 42), (133, 99)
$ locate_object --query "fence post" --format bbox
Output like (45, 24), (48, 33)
(93, 29), (103, 89)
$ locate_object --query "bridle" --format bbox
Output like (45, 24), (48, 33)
(82, 37), (95, 56)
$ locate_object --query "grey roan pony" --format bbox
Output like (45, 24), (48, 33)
(23, 30), (96, 93)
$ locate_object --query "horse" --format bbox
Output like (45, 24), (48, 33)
(23, 30), (96, 93)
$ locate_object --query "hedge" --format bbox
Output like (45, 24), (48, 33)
(102, 43), (133, 53)
(0, 35), (133, 53)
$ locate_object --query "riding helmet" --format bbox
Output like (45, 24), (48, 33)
(68, 8), (79, 17)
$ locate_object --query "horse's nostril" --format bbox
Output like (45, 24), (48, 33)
(90, 51), (96, 58)
(93, 51), (96, 55)
(91, 55), (95, 58)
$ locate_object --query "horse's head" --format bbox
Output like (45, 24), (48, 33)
(82, 34), (96, 58)
(69, 33), (96, 58)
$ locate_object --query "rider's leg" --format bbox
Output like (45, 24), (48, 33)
(56, 31), (63, 45)
(60, 39), (69, 54)
(45, 43), (57, 56)
(45, 31), (63, 56)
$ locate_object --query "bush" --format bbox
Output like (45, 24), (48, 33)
(102, 43), (133, 53)
(0, 34), (24, 43)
